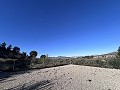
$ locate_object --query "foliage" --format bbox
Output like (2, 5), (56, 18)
(108, 46), (120, 69)
(0, 42), (6, 48)
(40, 55), (46, 58)
(117, 46), (120, 57)
(13, 46), (20, 53)
(29, 51), (38, 57)
(108, 58), (120, 69)
(0, 42), (120, 71)
(7, 44), (12, 51)
(82, 56), (94, 59)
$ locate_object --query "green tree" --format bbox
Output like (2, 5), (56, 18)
(21, 52), (27, 58)
(40, 55), (46, 58)
(7, 44), (12, 51)
(29, 51), (38, 68)
(109, 46), (120, 69)
(117, 46), (120, 57)
(0, 42), (7, 55)
(40, 55), (47, 66)
(29, 51), (38, 57)
(0, 42), (6, 48)
(13, 46), (20, 53)
(0, 42), (7, 52)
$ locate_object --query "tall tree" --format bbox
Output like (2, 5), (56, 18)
(21, 52), (27, 58)
(40, 55), (46, 59)
(29, 51), (38, 57)
(7, 44), (12, 51)
(40, 55), (47, 66)
(29, 51), (38, 68)
(13, 46), (20, 53)
(117, 46), (120, 57)
(0, 42), (7, 53)
(0, 42), (6, 48)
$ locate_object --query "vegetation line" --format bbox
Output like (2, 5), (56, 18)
(0, 42), (120, 72)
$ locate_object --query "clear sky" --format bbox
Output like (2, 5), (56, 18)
(0, 0), (120, 57)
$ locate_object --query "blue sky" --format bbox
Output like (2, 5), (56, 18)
(0, 0), (120, 57)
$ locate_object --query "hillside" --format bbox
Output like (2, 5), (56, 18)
(0, 65), (120, 90)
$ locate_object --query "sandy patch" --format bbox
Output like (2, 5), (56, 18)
(0, 65), (120, 90)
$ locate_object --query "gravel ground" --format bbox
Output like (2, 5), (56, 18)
(0, 65), (120, 90)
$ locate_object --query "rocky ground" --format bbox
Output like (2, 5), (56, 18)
(0, 65), (120, 90)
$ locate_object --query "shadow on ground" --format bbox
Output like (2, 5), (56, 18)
(0, 70), (32, 82)
(7, 80), (53, 90)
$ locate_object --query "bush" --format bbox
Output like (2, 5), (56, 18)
(109, 58), (120, 69)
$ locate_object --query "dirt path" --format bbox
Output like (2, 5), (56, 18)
(0, 65), (120, 90)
